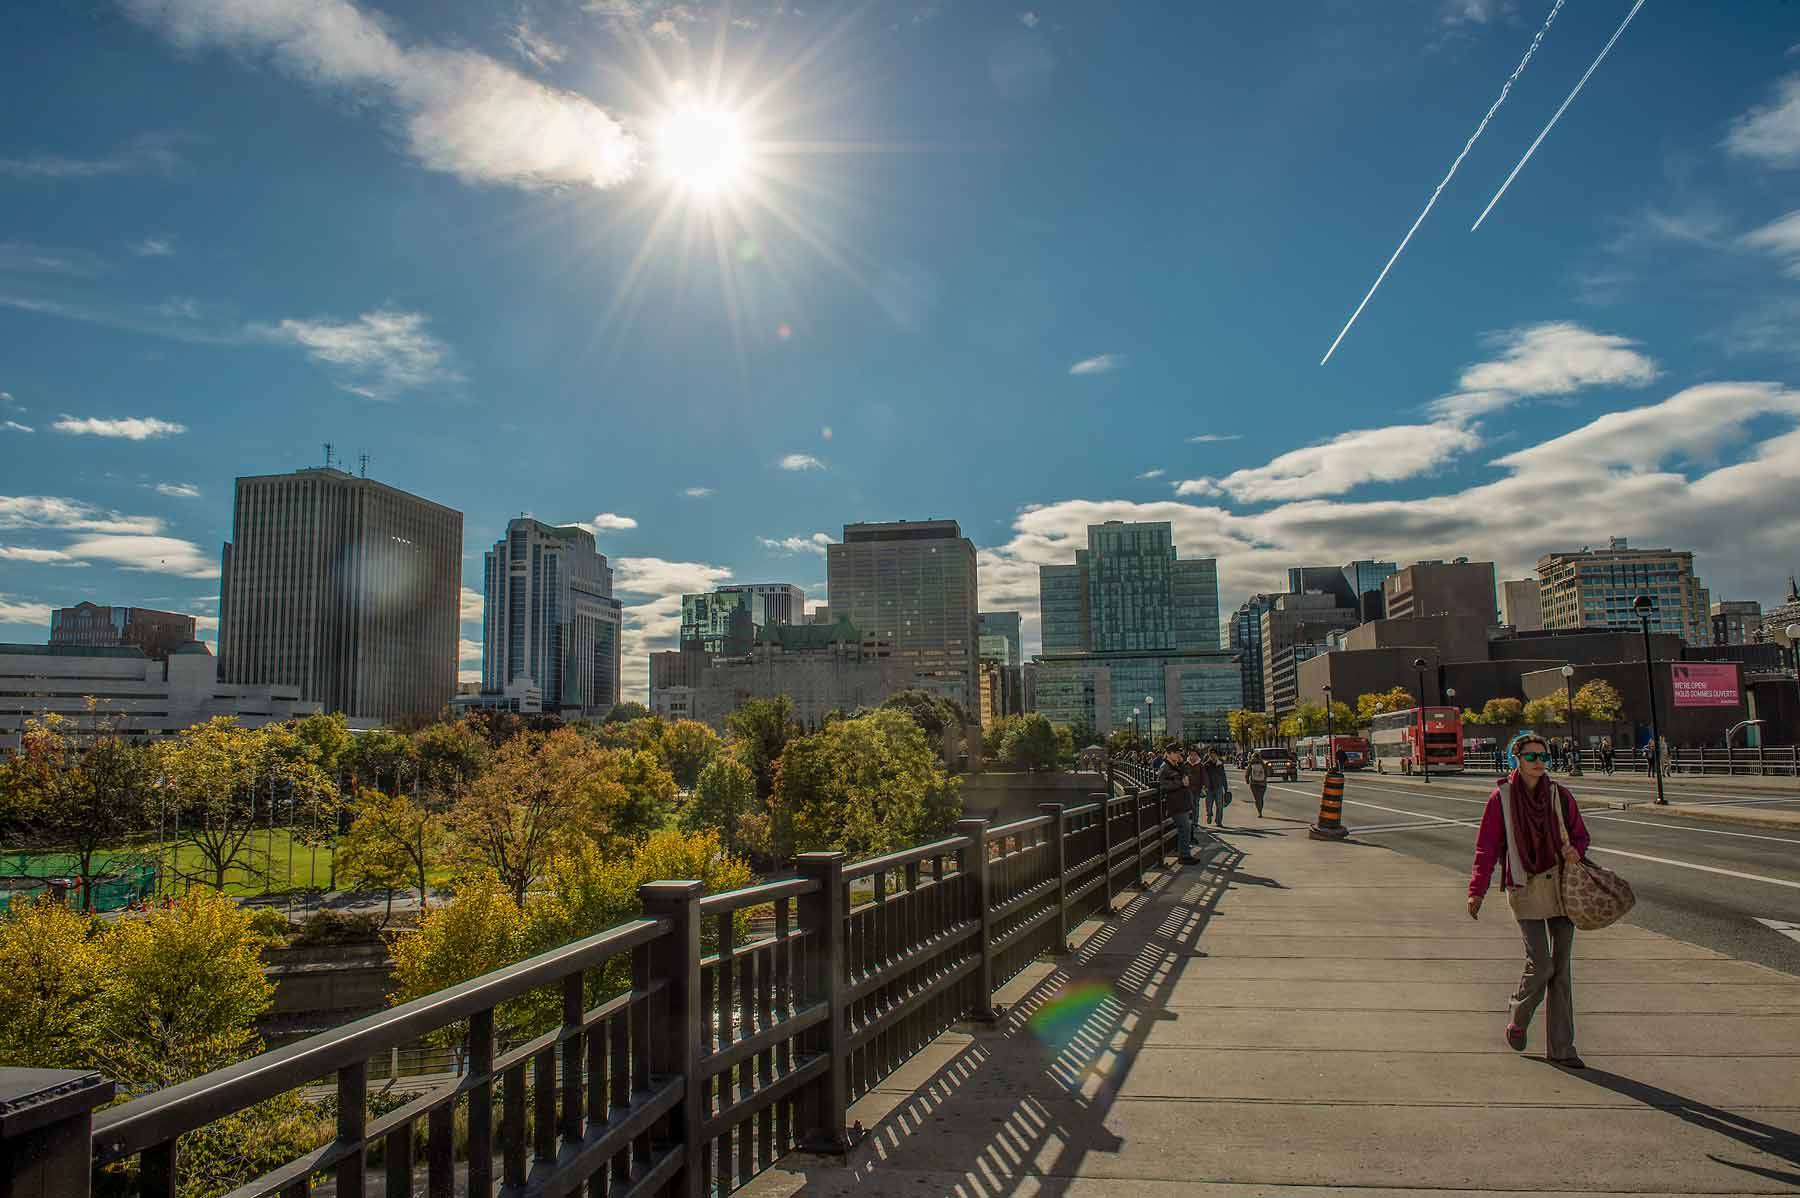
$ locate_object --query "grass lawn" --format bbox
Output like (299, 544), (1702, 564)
(8, 830), (442, 898)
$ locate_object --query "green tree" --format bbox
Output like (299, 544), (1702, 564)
(1287, 703), (1328, 737)
(725, 696), (800, 802)
(1326, 700), (1357, 734)
(602, 701), (652, 724)
(414, 719), (490, 796)
(6, 712), (155, 911)
(774, 709), (962, 858)
(285, 711), (352, 775)
(388, 874), (526, 1054)
(1226, 709), (1272, 751)
(1479, 697), (1525, 725)
(682, 755), (755, 853)
(661, 719), (721, 789)
(879, 690), (969, 741)
(600, 748), (678, 846)
(449, 728), (596, 902)
(1522, 694), (1567, 726)
(582, 714), (666, 755)
(1353, 686), (1416, 727)
(1573, 679), (1624, 722)
(337, 790), (447, 917)
(0, 897), (104, 1067)
(160, 718), (332, 891)
(1461, 708), (1484, 725)
(343, 726), (418, 795)
(999, 713), (1062, 772)
(1105, 726), (1144, 754)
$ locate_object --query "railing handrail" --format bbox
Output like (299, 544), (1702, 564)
(697, 874), (820, 915)
(841, 832), (972, 881)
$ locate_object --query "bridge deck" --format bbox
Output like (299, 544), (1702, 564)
(744, 817), (1800, 1196)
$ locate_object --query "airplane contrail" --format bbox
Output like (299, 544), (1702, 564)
(1471, 0), (1648, 232)
(1320, 0), (1567, 366)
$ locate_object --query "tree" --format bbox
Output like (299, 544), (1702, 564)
(1287, 703), (1328, 737)
(1522, 694), (1567, 726)
(999, 713), (1062, 772)
(879, 690), (968, 741)
(774, 710), (961, 858)
(724, 696), (800, 802)
(1105, 727), (1144, 754)
(1226, 709), (1271, 751)
(0, 897), (104, 1068)
(602, 701), (652, 724)
(1354, 686), (1416, 727)
(682, 755), (755, 853)
(414, 719), (489, 797)
(388, 874), (525, 1054)
(160, 718), (332, 891)
(582, 715), (666, 755)
(337, 791), (447, 917)
(1461, 708), (1484, 725)
(661, 719), (721, 789)
(1573, 679), (1624, 722)
(449, 728), (597, 902)
(285, 711), (352, 775)
(1479, 697), (1525, 725)
(982, 714), (1024, 761)
(600, 748), (678, 846)
(6, 712), (154, 911)
(343, 727), (418, 796)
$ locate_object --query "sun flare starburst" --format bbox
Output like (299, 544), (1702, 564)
(655, 104), (750, 197)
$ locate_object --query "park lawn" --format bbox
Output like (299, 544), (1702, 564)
(15, 831), (456, 898)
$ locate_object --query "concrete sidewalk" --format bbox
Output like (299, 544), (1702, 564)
(743, 823), (1800, 1196)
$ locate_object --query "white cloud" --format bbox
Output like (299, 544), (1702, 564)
(0, 496), (162, 535)
(458, 638), (483, 666)
(759, 532), (834, 555)
(152, 482), (200, 497)
(574, 512), (637, 532)
(682, 486), (714, 498)
(1725, 73), (1800, 167)
(1429, 323), (1659, 423)
(257, 309), (459, 399)
(0, 242), (108, 277)
(1020, 11), (1040, 28)
(134, 236), (175, 257)
(0, 595), (52, 626)
(0, 546), (78, 563)
(124, 0), (638, 190)
(1068, 353), (1123, 375)
(158, 297), (201, 320)
(52, 415), (186, 439)
(1742, 210), (1800, 277)
(1136, 469), (1165, 480)
(2, 421), (30, 434)
(0, 391), (16, 404)
(614, 556), (732, 598)
(459, 668), (481, 685)
(1177, 422), (1480, 503)
(507, 18), (566, 70)
(0, 135), (186, 180)
(1186, 434), (1241, 444)
(192, 614), (218, 633)
(460, 585), (484, 624)
(608, 554), (733, 702)
(1438, 0), (1504, 27)
(779, 453), (825, 471)
(61, 534), (218, 578)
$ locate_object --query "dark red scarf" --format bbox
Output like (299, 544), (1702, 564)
(1508, 770), (1562, 875)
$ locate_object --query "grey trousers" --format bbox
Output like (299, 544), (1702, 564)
(1511, 915), (1576, 1058)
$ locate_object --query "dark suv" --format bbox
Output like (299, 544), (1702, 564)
(1254, 747), (1298, 782)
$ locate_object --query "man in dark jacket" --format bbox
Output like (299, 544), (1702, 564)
(1157, 746), (1193, 860)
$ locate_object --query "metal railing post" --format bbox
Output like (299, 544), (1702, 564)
(1040, 802), (1071, 954)
(957, 818), (998, 1021)
(1097, 793), (1115, 915)
(793, 852), (850, 1154)
(0, 1069), (115, 1198)
(638, 880), (705, 1197)
(1134, 787), (1149, 889)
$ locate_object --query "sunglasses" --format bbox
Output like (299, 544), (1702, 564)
(1517, 751), (1553, 763)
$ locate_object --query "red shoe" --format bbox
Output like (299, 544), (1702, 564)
(1505, 1024), (1526, 1052)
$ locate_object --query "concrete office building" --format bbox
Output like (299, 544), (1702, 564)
(1382, 559), (1497, 623)
(825, 520), (978, 709)
(649, 644), (714, 715)
(481, 518), (623, 716)
(1712, 600), (1763, 646)
(49, 604), (197, 662)
(978, 611), (1024, 668)
(682, 620), (909, 731)
(1500, 579), (1543, 631)
(0, 641), (318, 750)
(1289, 561), (1398, 623)
(680, 584), (805, 654)
(1536, 538), (1711, 646)
(218, 467), (461, 724)
(1260, 592), (1361, 716)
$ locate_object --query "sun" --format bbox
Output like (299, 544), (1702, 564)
(655, 103), (749, 197)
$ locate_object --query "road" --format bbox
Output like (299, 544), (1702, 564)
(1246, 768), (1800, 977)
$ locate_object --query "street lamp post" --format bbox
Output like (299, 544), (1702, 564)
(1561, 664), (1582, 776)
(1145, 694), (1156, 748)
(1322, 683), (1336, 773)
(1634, 595), (1668, 806)
(1413, 656), (1431, 783)
(1131, 707), (1140, 748)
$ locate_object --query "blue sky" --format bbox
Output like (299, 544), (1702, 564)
(3, 0), (1799, 699)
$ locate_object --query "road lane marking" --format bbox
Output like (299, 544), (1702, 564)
(1755, 917), (1800, 945)
(1353, 819), (1481, 836)
(1582, 845), (1800, 891)
(1267, 784), (1474, 829)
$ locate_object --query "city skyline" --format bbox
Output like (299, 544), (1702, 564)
(4, 2), (1800, 701)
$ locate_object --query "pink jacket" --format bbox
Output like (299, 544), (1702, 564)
(1468, 781), (1591, 898)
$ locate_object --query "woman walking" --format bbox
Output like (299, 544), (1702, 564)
(1244, 753), (1269, 817)
(1204, 746), (1231, 827)
(1467, 733), (1592, 1068)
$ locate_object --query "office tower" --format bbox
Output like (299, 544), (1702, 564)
(1710, 600), (1762, 646)
(1260, 593), (1361, 716)
(49, 603), (196, 662)
(1500, 578), (1543, 631)
(825, 520), (978, 709)
(1030, 520), (1238, 743)
(1381, 559), (1498, 623)
(978, 611), (1023, 667)
(481, 518), (623, 716)
(218, 467), (461, 723)
(678, 619), (908, 731)
(1229, 594), (1277, 713)
(679, 584), (805, 655)
(1288, 560), (1398, 623)
(1536, 538), (1711, 645)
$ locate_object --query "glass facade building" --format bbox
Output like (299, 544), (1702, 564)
(825, 520), (979, 709)
(680, 584), (806, 653)
(1228, 594), (1276, 714)
(1536, 538), (1711, 646)
(482, 518), (623, 716)
(978, 611), (1023, 667)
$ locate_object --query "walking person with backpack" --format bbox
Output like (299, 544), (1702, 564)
(1244, 752), (1269, 817)
(1467, 732), (1597, 1069)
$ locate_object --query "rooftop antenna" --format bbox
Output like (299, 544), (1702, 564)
(358, 453), (370, 479)
(322, 442), (335, 470)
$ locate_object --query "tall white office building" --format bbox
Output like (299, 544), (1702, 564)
(481, 518), (623, 716)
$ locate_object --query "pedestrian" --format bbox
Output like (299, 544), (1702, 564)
(1244, 752), (1269, 817)
(1157, 749), (1190, 861)
(1467, 732), (1592, 1069)
(1204, 746), (1231, 827)
(1600, 738), (1614, 775)
(1645, 737), (1659, 778)
(1181, 747), (1205, 835)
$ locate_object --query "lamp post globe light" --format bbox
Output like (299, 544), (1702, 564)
(1145, 694), (1156, 748)
(1561, 664), (1582, 775)
(1634, 595), (1668, 806)
(1412, 656), (1431, 783)
(1131, 707), (1140, 746)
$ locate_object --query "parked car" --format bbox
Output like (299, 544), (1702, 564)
(1253, 747), (1298, 782)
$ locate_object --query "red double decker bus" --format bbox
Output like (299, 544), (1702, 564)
(1296, 734), (1372, 771)
(1370, 707), (1464, 775)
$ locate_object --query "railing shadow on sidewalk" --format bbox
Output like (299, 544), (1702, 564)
(762, 840), (1246, 1197)
(1570, 1069), (1800, 1188)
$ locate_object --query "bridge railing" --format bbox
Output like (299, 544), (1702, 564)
(2, 782), (1179, 1198)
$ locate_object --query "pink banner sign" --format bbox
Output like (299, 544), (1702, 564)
(1670, 663), (1740, 708)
